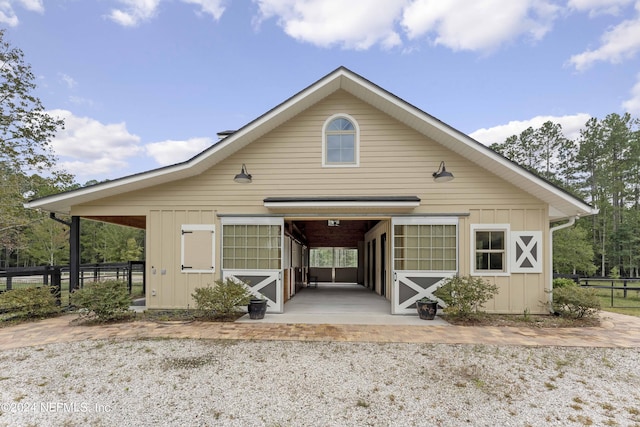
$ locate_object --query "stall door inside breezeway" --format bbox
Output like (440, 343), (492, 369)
(221, 217), (284, 313)
(391, 217), (458, 314)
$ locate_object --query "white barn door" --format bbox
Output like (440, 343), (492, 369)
(391, 217), (458, 315)
(221, 217), (284, 313)
(223, 271), (282, 313)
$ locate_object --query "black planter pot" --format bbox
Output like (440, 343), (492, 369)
(248, 299), (267, 319)
(416, 300), (438, 320)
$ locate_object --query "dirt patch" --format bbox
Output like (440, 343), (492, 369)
(441, 313), (601, 328)
(141, 309), (245, 323)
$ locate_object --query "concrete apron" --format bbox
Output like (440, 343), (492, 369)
(236, 283), (450, 326)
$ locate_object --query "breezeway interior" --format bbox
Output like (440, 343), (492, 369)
(222, 216), (456, 317)
(236, 282), (448, 325)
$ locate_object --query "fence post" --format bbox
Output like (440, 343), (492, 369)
(611, 282), (614, 307)
(127, 261), (133, 294)
(50, 267), (61, 307)
(6, 273), (11, 291)
(623, 280), (628, 298)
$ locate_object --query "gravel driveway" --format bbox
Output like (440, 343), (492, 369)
(1, 339), (639, 426)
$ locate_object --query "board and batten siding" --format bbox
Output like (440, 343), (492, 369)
(459, 208), (549, 314)
(146, 209), (217, 308)
(70, 90), (551, 312)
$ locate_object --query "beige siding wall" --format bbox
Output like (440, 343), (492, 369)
(459, 208), (549, 314)
(73, 91), (538, 215)
(71, 90), (550, 312)
(146, 209), (218, 308)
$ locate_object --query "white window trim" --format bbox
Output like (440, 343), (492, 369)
(322, 113), (360, 168)
(181, 224), (215, 274)
(470, 224), (510, 277)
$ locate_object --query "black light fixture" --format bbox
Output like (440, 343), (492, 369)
(432, 161), (454, 183)
(233, 164), (252, 183)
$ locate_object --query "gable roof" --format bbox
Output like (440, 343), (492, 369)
(26, 66), (596, 221)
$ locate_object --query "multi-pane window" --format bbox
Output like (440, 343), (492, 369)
(324, 115), (358, 166)
(310, 248), (358, 268)
(393, 223), (457, 271)
(469, 224), (511, 275)
(475, 230), (505, 272)
(222, 224), (281, 270)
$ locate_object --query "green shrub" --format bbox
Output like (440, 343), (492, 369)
(191, 278), (252, 319)
(551, 285), (600, 318)
(71, 280), (132, 322)
(433, 275), (499, 320)
(0, 287), (60, 320)
(553, 278), (578, 289)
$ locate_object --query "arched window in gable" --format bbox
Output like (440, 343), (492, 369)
(323, 114), (359, 167)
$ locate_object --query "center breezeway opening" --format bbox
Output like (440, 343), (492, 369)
(282, 218), (391, 315)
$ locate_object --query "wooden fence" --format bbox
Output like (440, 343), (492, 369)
(0, 261), (145, 307)
(579, 277), (640, 308)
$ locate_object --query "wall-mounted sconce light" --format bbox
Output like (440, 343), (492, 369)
(432, 161), (454, 183)
(233, 164), (252, 183)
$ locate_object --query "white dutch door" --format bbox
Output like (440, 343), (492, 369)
(391, 217), (458, 314)
(221, 217), (284, 313)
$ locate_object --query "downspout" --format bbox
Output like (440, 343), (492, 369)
(548, 216), (578, 312)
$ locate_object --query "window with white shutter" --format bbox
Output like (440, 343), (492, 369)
(181, 225), (215, 273)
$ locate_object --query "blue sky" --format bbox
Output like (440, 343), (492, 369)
(4, 0), (640, 182)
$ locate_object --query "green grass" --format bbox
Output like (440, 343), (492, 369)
(589, 285), (640, 317)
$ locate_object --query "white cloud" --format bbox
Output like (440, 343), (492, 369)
(48, 109), (144, 178)
(0, 11), (19, 27)
(17, 0), (43, 13)
(253, 0), (406, 50)
(58, 73), (77, 89)
(108, 0), (162, 27)
(622, 73), (640, 115)
(0, 0), (43, 27)
(145, 137), (213, 166)
(567, 0), (632, 16)
(108, 0), (226, 26)
(401, 0), (559, 52)
(181, 0), (226, 20)
(568, 2), (640, 70)
(254, 0), (560, 52)
(469, 113), (592, 145)
(68, 96), (95, 107)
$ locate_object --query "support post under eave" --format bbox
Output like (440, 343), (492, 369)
(69, 216), (80, 292)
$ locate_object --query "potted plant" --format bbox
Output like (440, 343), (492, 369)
(248, 296), (268, 319)
(416, 297), (438, 320)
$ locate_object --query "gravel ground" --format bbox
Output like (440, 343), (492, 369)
(0, 339), (639, 427)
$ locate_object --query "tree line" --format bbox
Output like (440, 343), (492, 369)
(490, 115), (640, 277)
(0, 29), (143, 268)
